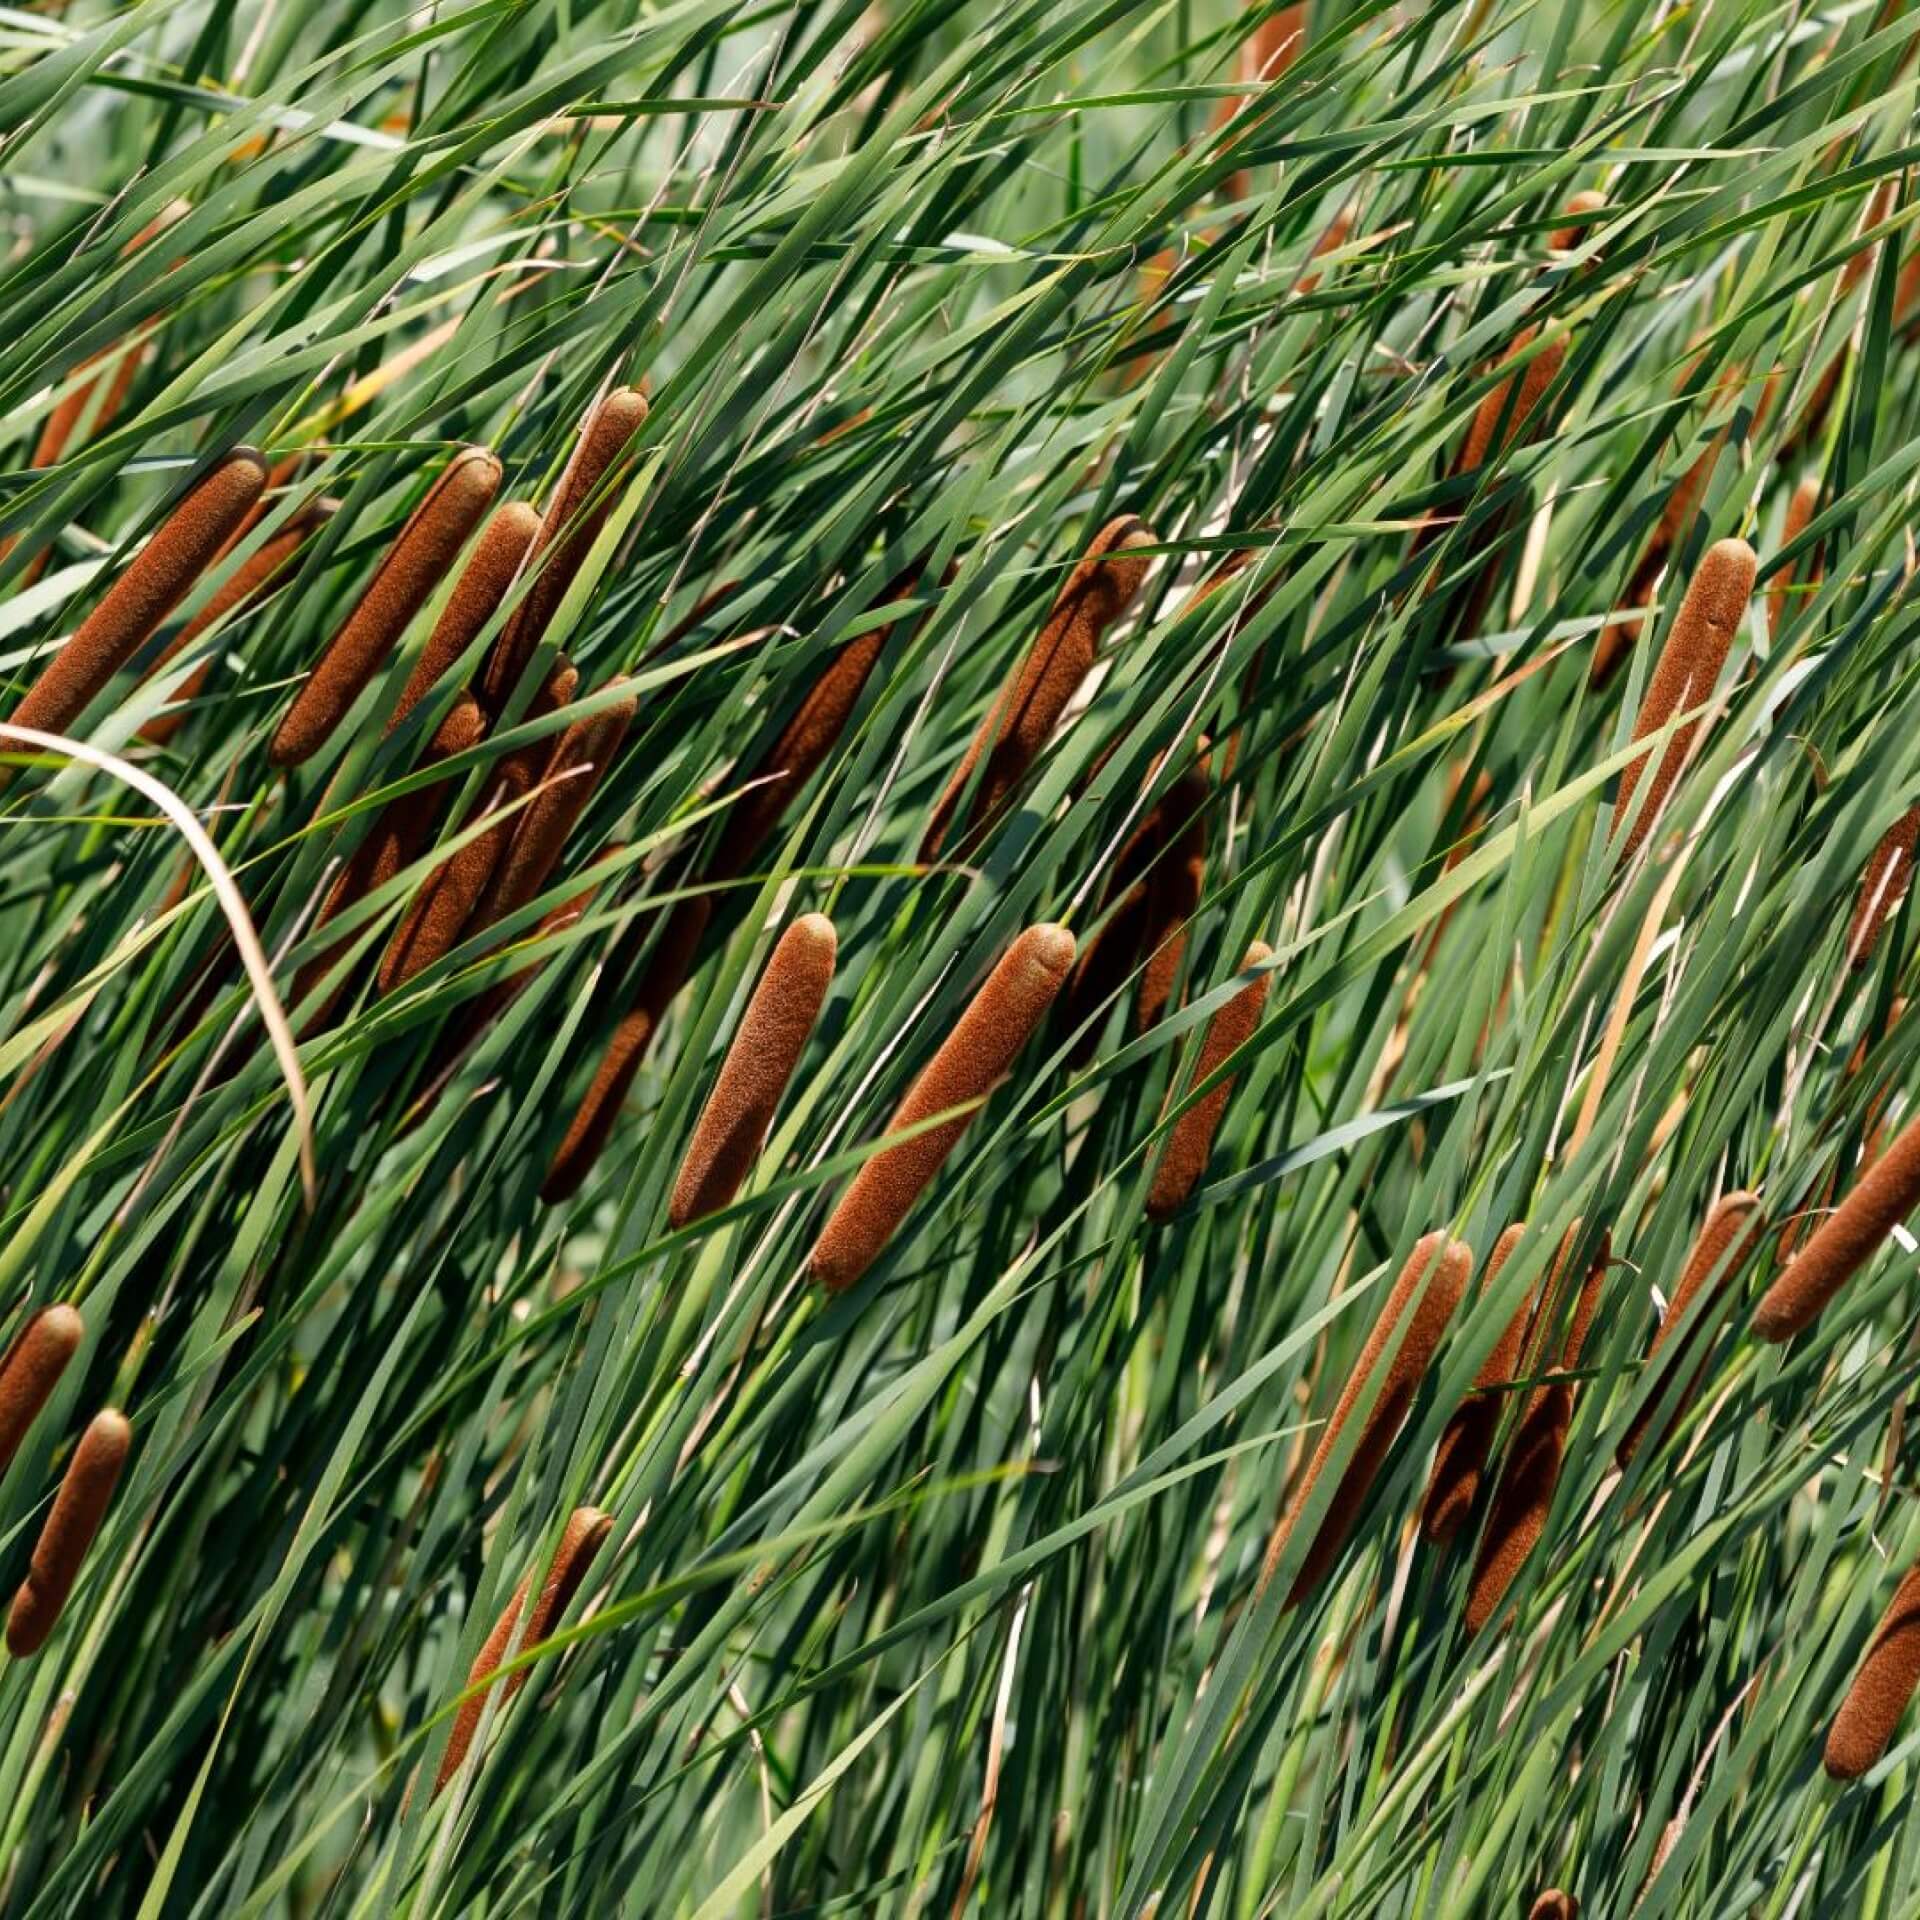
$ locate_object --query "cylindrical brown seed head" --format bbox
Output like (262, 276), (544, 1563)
(1268, 1233), (1472, 1605)
(270, 447), (500, 766)
(482, 387), (648, 711)
(670, 914), (838, 1229)
(1770, 475), (1823, 642)
(1549, 190), (1607, 253)
(540, 893), (714, 1204)
(434, 1506), (612, 1794)
(6, 1408), (131, 1658)
(1528, 1894), (1579, 1920)
(920, 519), (1155, 859)
(1825, 1559), (1920, 1781)
(0, 1306), (83, 1478)
(1846, 806), (1920, 971)
(1422, 1223), (1531, 1545)
(1455, 330), (1566, 476)
(1134, 765), (1210, 1034)
(140, 499), (337, 745)
(1145, 941), (1271, 1219)
(1610, 537), (1756, 866)
(467, 687), (637, 936)
(808, 925), (1077, 1290)
(387, 501), (540, 737)
(9, 449), (268, 740)
(1754, 1111), (1920, 1341)
(1616, 1192), (1761, 1469)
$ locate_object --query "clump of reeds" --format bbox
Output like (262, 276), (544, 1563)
(1845, 805), (1920, 971)
(1768, 475), (1823, 643)
(1421, 1222), (1528, 1545)
(270, 446), (501, 766)
(1753, 1111), (1920, 1341)
(1608, 537), (1755, 867)
(1465, 1230), (1609, 1633)
(141, 494), (337, 746)
(1144, 941), (1272, 1219)
(8, 448), (268, 742)
(919, 518), (1155, 860)
(481, 386), (649, 711)
(1615, 1192), (1761, 1469)
(6, 1408), (130, 1658)
(806, 924), (1077, 1290)
(541, 894), (715, 1204)
(0, 1306), (83, 1477)
(1824, 1558), (1920, 1781)
(670, 914), (838, 1229)
(1264, 1232), (1471, 1606)
(434, 1506), (612, 1795)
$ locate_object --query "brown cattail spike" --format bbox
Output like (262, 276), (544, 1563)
(1267, 1233), (1472, 1605)
(0, 1306), (84, 1478)
(1455, 329), (1565, 477)
(807, 925), (1077, 1289)
(270, 447), (500, 766)
(1770, 476), (1822, 642)
(1754, 1111), (1920, 1341)
(1528, 1895), (1579, 1920)
(1549, 190), (1607, 253)
(6, 1408), (131, 1658)
(1421, 1223), (1530, 1545)
(1145, 941), (1272, 1219)
(1465, 1232), (1610, 1632)
(433, 1506), (612, 1795)
(1134, 762), (1210, 1034)
(670, 915), (838, 1229)
(9, 450), (268, 742)
(482, 387), (649, 710)
(1846, 806), (1920, 971)
(920, 519), (1154, 859)
(1609, 538), (1755, 866)
(1825, 1559), (1920, 1781)
(1616, 1192), (1761, 1469)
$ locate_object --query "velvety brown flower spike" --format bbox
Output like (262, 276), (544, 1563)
(807, 924), (1076, 1289)
(1845, 806), (1920, 971)
(1825, 1559), (1920, 1781)
(6, 1408), (131, 1658)
(0, 1306), (84, 1478)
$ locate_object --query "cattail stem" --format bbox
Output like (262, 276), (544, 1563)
(6, 1409), (130, 1658)
(8, 449), (267, 743)
(0, 1306), (83, 1478)
(1616, 1192), (1760, 1469)
(920, 519), (1154, 860)
(270, 447), (500, 766)
(434, 1506), (612, 1795)
(1145, 941), (1271, 1219)
(1825, 1558), (1920, 1780)
(1609, 538), (1755, 866)
(1845, 806), (1920, 971)
(670, 914), (838, 1228)
(481, 387), (648, 711)
(807, 925), (1076, 1289)
(1266, 1233), (1472, 1605)
(1754, 1110), (1920, 1340)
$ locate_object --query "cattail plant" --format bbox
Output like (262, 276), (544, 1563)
(919, 518), (1155, 860)
(1824, 1558), (1920, 1780)
(1769, 475), (1823, 642)
(270, 446), (501, 766)
(0, 1306), (83, 1477)
(1549, 189), (1607, 252)
(1845, 805), (1920, 971)
(1616, 1192), (1761, 1469)
(1528, 1893), (1578, 1920)
(1753, 1110), (1920, 1341)
(140, 496), (337, 745)
(1465, 1231), (1609, 1633)
(7, 448), (268, 743)
(806, 924), (1077, 1289)
(1608, 537), (1756, 867)
(6, 1408), (130, 1658)
(542, 895), (716, 1204)
(1265, 1233), (1471, 1605)
(1145, 941), (1272, 1219)
(1134, 761), (1210, 1033)
(433, 1506), (612, 1795)
(1211, 4), (1308, 203)
(1421, 1222), (1529, 1545)
(481, 386), (649, 711)
(379, 659), (576, 993)
(670, 914), (838, 1228)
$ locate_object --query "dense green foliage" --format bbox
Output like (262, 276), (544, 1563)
(4, 0), (1920, 1911)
